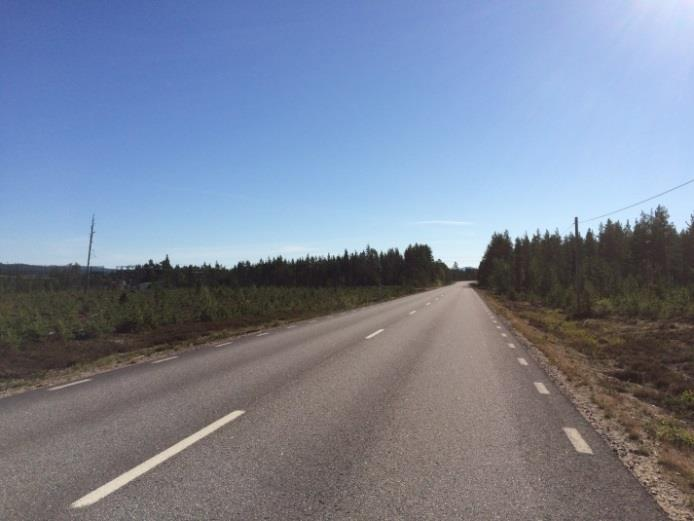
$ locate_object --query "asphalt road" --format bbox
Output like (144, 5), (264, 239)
(0, 282), (667, 520)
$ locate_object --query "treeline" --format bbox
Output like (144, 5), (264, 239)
(478, 206), (694, 319)
(127, 244), (448, 288)
(2, 244), (476, 292)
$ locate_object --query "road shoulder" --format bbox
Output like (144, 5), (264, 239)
(477, 289), (693, 521)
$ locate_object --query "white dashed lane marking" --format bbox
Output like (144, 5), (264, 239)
(152, 356), (178, 365)
(517, 358), (528, 366)
(216, 341), (233, 347)
(256, 332), (269, 337)
(534, 382), (550, 394)
(508, 343), (516, 349)
(71, 410), (247, 508)
(563, 427), (593, 454)
(409, 310), (417, 315)
(365, 329), (384, 340)
(48, 379), (92, 392)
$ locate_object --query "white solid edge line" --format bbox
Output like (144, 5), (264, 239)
(71, 410), (246, 509)
(534, 382), (550, 394)
(216, 341), (233, 347)
(152, 356), (178, 365)
(365, 328), (385, 340)
(256, 332), (269, 337)
(508, 343), (516, 349)
(517, 357), (528, 366)
(286, 325), (296, 329)
(409, 310), (417, 315)
(48, 378), (92, 391)
(563, 427), (593, 454)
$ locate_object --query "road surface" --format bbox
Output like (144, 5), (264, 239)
(0, 282), (666, 520)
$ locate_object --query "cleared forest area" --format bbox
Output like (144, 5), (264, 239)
(0, 243), (473, 390)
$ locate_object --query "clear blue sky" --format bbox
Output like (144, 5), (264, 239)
(2, 1), (693, 268)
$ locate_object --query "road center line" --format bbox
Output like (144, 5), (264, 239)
(48, 378), (92, 392)
(562, 427), (593, 454)
(216, 341), (233, 347)
(409, 310), (417, 315)
(71, 410), (246, 509)
(152, 356), (178, 365)
(517, 357), (528, 366)
(534, 382), (550, 394)
(365, 329), (384, 340)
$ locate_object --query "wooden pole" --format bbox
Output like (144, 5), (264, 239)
(85, 214), (95, 291)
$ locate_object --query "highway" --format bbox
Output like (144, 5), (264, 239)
(0, 282), (666, 520)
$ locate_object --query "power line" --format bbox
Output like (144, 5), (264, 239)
(562, 222), (575, 237)
(579, 178), (694, 224)
(490, 178), (691, 242)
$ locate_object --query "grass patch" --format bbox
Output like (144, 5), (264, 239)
(654, 420), (694, 451)
(0, 285), (421, 383)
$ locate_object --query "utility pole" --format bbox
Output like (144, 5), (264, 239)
(85, 214), (95, 291)
(574, 216), (582, 314)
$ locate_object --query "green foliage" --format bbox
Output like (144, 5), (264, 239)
(478, 205), (694, 319)
(1, 242), (468, 291)
(403, 244), (437, 287)
(0, 286), (416, 349)
(665, 391), (694, 417)
(655, 419), (694, 451)
(489, 259), (512, 294)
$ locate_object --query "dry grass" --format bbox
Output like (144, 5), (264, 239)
(659, 447), (694, 496)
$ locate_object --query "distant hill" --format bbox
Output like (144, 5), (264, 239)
(0, 263), (113, 275)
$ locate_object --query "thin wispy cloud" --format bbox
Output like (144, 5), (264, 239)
(414, 220), (473, 226)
